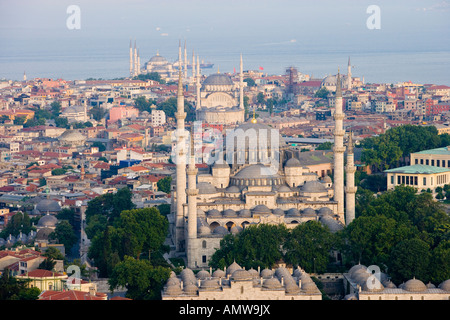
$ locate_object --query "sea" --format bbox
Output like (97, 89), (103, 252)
(0, 30), (449, 85)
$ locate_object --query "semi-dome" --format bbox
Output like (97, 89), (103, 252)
(301, 181), (327, 193)
(36, 199), (61, 213)
(197, 182), (218, 194)
(37, 214), (58, 228)
(403, 278), (427, 292)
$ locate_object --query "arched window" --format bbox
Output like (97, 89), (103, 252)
(202, 240), (207, 249)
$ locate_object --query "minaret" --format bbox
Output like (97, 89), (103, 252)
(239, 54), (244, 109)
(175, 61), (187, 253)
(137, 49), (141, 76)
(347, 57), (352, 90)
(196, 55), (201, 109)
(333, 70), (346, 219)
(129, 40), (133, 77)
(192, 50), (196, 83)
(134, 40), (138, 77)
(184, 40), (188, 80)
(23, 71), (27, 82)
(186, 130), (198, 268)
(345, 131), (357, 225)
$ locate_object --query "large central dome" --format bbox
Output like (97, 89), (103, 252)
(202, 73), (234, 92)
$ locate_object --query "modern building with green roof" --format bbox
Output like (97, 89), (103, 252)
(411, 146), (450, 168)
(384, 164), (450, 191)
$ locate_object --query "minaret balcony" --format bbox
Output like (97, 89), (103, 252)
(333, 129), (345, 136)
(333, 113), (345, 120)
(176, 113), (186, 120)
(186, 189), (199, 196)
(187, 168), (198, 175)
(345, 167), (356, 173)
(333, 146), (346, 153)
(345, 186), (357, 193)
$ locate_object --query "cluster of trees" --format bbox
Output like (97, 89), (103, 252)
(210, 185), (450, 285)
(85, 187), (172, 299)
(133, 72), (165, 84)
(360, 125), (450, 171)
(314, 86), (330, 99)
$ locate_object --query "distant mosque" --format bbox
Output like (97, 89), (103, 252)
(321, 57), (363, 91)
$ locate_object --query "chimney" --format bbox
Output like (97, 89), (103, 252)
(89, 286), (96, 296)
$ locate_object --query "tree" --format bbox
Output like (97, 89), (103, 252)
(256, 92), (265, 105)
(316, 141), (333, 150)
(0, 269), (40, 300)
(89, 106), (106, 121)
(13, 116), (27, 125)
(387, 238), (431, 284)
(284, 221), (335, 273)
(51, 168), (66, 176)
(0, 212), (32, 238)
(243, 78), (256, 87)
(50, 101), (62, 118)
(314, 86), (329, 99)
(157, 176), (172, 194)
(209, 224), (288, 270)
(48, 220), (78, 253)
(108, 256), (171, 300)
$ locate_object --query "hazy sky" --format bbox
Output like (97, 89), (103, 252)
(0, 0), (449, 82)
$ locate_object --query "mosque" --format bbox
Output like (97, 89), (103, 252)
(170, 57), (357, 268)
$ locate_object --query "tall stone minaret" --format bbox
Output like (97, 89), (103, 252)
(192, 50), (196, 83)
(347, 57), (352, 90)
(175, 55), (187, 253)
(137, 49), (141, 76)
(196, 55), (201, 110)
(333, 71), (346, 219)
(186, 130), (198, 268)
(239, 54), (244, 109)
(345, 131), (357, 225)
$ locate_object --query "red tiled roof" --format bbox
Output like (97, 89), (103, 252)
(17, 269), (66, 278)
(39, 290), (107, 300)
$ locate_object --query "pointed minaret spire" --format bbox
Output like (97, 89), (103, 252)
(133, 39), (138, 77)
(137, 48), (140, 76)
(347, 57), (352, 90)
(178, 40), (182, 72)
(129, 39), (133, 77)
(184, 40), (188, 80)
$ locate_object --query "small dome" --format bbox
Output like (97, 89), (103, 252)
(207, 209), (221, 217)
(362, 277), (384, 292)
(225, 186), (240, 193)
(36, 199), (62, 213)
(213, 226), (228, 235)
(348, 264), (367, 277)
(198, 225), (211, 235)
(35, 227), (54, 241)
(196, 270), (210, 280)
(301, 180), (327, 193)
(285, 158), (301, 167)
(247, 268), (260, 279)
(263, 277), (282, 289)
(426, 282), (436, 289)
(277, 185), (292, 193)
(230, 226), (243, 234)
(382, 279), (397, 288)
(212, 269), (226, 278)
(285, 282), (301, 294)
(37, 214), (58, 228)
(201, 279), (220, 290)
(58, 129), (86, 143)
(403, 278), (427, 292)
(165, 284), (182, 296)
(287, 208), (301, 217)
(203, 73), (234, 86)
(252, 204), (271, 214)
(272, 208), (285, 216)
(226, 261), (241, 275)
(183, 283), (198, 295)
(223, 209), (237, 217)
(439, 279), (450, 291)
(239, 209), (251, 217)
(323, 175), (332, 183)
(166, 277), (180, 286)
(318, 207), (333, 216)
(302, 208), (316, 217)
(301, 281), (318, 293)
(260, 269), (274, 279)
(232, 269), (252, 281)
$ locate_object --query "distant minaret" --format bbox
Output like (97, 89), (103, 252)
(178, 40), (182, 72)
(83, 100), (88, 122)
(134, 40), (138, 77)
(175, 57), (187, 253)
(129, 40), (133, 77)
(345, 131), (357, 225)
(184, 40), (188, 80)
(239, 54), (244, 109)
(137, 48), (141, 76)
(23, 71), (27, 82)
(333, 70), (346, 219)
(347, 57), (352, 90)
(196, 55), (201, 109)
(186, 129), (198, 268)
